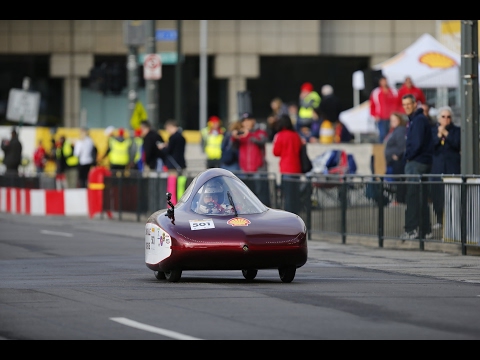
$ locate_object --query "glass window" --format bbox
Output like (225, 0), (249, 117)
(191, 176), (267, 216)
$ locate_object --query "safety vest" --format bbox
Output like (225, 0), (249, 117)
(201, 128), (224, 160)
(133, 137), (143, 163)
(299, 91), (321, 121)
(108, 138), (132, 166)
(62, 140), (79, 167)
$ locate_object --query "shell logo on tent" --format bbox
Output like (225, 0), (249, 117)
(419, 52), (457, 69)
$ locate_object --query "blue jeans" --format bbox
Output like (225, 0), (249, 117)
(404, 161), (432, 234)
(377, 119), (390, 143)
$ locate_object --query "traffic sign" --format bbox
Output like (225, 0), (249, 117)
(143, 53), (162, 80)
(130, 100), (148, 130)
(156, 29), (177, 42)
(6, 88), (41, 124)
(138, 52), (178, 65)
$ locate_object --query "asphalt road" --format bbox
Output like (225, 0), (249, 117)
(1, 213), (480, 340)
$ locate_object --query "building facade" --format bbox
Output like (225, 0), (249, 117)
(1, 20), (453, 131)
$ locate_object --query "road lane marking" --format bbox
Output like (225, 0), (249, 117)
(40, 230), (73, 238)
(110, 317), (203, 340)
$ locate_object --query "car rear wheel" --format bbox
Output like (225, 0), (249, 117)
(278, 265), (296, 283)
(164, 269), (182, 283)
(154, 271), (166, 280)
(242, 269), (258, 281)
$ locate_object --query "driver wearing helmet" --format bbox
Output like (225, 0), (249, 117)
(197, 180), (234, 215)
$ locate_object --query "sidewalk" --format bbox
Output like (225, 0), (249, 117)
(3, 212), (478, 285)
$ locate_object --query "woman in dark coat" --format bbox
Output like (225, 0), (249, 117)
(383, 112), (407, 203)
(429, 106), (461, 228)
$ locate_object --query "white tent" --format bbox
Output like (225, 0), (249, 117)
(339, 101), (376, 134)
(343, 33), (464, 135)
(353, 33), (461, 90)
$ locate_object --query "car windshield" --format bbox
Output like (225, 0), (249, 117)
(191, 176), (267, 216)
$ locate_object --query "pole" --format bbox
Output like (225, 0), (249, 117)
(460, 20), (480, 175)
(145, 20), (159, 128)
(127, 45), (139, 128)
(199, 20), (208, 131)
(175, 20), (183, 128)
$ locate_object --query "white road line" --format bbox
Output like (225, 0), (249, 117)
(40, 230), (73, 238)
(110, 317), (203, 340)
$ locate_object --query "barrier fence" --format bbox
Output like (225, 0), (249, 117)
(1, 171), (479, 255)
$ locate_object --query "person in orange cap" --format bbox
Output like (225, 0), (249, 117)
(297, 82), (321, 137)
(200, 115), (226, 168)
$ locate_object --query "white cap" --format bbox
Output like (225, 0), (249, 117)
(321, 84), (334, 96)
(104, 126), (115, 136)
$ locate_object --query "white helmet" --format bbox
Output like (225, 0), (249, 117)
(204, 180), (223, 194)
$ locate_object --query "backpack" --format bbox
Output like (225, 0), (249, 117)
(300, 144), (313, 173)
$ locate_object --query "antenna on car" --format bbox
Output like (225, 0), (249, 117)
(166, 192), (175, 223)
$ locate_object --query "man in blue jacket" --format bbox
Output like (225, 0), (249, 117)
(400, 94), (433, 241)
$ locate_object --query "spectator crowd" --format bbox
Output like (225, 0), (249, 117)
(0, 75), (463, 241)
(375, 75), (462, 241)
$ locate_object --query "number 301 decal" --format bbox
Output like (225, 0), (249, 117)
(189, 219), (215, 231)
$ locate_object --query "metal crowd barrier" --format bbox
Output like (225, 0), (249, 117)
(2, 170), (479, 255)
(280, 173), (480, 256)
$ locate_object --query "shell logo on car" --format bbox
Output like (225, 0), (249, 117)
(419, 52), (457, 69)
(227, 217), (251, 227)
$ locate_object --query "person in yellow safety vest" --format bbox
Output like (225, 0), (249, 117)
(60, 137), (80, 188)
(101, 128), (132, 171)
(297, 82), (321, 133)
(201, 116), (226, 168)
(130, 128), (144, 171)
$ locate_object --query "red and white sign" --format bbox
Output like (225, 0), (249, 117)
(143, 53), (162, 80)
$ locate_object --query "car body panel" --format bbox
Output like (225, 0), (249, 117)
(144, 168), (308, 277)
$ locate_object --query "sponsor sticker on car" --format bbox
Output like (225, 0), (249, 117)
(189, 219), (215, 231)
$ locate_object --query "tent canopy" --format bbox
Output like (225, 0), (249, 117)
(353, 33), (461, 90)
(344, 33), (466, 134)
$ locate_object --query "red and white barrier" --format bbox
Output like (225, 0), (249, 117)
(0, 187), (88, 216)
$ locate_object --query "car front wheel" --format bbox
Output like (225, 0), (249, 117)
(154, 271), (166, 280)
(164, 269), (182, 283)
(242, 269), (258, 281)
(278, 266), (296, 283)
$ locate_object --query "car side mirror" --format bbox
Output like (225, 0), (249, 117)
(165, 192), (175, 224)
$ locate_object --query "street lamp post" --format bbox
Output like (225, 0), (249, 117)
(146, 20), (159, 128)
(199, 20), (208, 131)
(460, 20), (479, 175)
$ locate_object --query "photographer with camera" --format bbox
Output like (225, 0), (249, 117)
(220, 119), (243, 172)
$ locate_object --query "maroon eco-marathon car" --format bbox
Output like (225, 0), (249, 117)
(145, 168), (308, 283)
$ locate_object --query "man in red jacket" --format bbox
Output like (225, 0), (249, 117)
(232, 112), (270, 206)
(233, 112), (268, 173)
(369, 75), (398, 143)
(397, 76), (426, 114)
